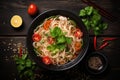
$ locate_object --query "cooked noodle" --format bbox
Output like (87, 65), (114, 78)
(32, 15), (83, 65)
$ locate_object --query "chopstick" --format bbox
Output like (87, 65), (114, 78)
(81, 0), (118, 21)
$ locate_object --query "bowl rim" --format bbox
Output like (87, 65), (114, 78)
(27, 9), (89, 71)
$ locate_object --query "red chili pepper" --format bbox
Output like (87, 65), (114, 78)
(103, 37), (117, 42)
(98, 42), (109, 50)
(19, 47), (22, 57)
(94, 36), (97, 50)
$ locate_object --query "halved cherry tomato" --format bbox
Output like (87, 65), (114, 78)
(74, 42), (82, 51)
(74, 28), (83, 38)
(32, 33), (41, 42)
(28, 3), (38, 16)
(43, 20), (52, 30)
(42, 56), (52, 65)
(47, 37), (54, 44)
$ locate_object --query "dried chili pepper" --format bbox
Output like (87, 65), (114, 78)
(103, 37), (117, 42)
(94, 36), (97, 50)
(98, 42), (109, 50)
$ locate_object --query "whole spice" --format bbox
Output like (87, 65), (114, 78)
(98, 42), (109, 50)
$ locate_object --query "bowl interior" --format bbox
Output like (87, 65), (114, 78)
(27, 9), (89, 71)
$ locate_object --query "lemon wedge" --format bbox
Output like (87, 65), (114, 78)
(10, 15), (23, 28)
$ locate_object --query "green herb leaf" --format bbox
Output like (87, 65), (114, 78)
(22, 54), (27, 60)
(79, 6), (108, 35)
(85, 6), (93, 15)
(66, 37), (72, 44)
(51, 48), (59, 56)
(26, 59), (32, 68)
(47, 45), (56, 52)
(14, 53), (36, 80)
(79, 9), (86, 16)
(58, 44), (66, 51)
(17, 65), (25, 73)
(50, 27), (63, 38)
(57, 35), (66, 44)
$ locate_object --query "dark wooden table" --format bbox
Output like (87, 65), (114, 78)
(0, 0), (120, 80)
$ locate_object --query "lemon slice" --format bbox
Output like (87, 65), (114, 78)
(10, 15), (23, 28)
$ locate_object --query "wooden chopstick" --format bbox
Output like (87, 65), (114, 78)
(81, 0), (118, 21)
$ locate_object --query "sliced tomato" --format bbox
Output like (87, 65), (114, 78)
(43, 20), (52, 30)
(47, 37), (54, 44)
(74, 28), (83, 38)
(42, 56), (52, 65)
(32, 33), (41, 42)
(74, 42), (82, 51)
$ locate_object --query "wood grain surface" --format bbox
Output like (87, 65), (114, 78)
(0, 0), (120, 80)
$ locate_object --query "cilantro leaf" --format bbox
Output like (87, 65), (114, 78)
(50, 27), (63, 38)
(66, 37), (72, 44)
(57, 35), (66, 44)
(79, 6), (108, 35)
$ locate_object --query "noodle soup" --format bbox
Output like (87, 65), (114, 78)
(32, 15), (83, 65)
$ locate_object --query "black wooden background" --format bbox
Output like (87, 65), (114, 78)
(0, 0), (120, 80)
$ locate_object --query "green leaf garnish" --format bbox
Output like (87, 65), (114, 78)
(79, 6), (108, 35)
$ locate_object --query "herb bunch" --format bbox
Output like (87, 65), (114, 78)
(14, 53), (36, 80)
(79, 6), (108, 35)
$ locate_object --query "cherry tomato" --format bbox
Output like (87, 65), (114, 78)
(32, 33), (41, 42)
(47, 37), (54, 44)
(28, 3), (38, 16)
(43, 20), (52, 30)
(74, 29), (83, 38)
(42, 56), (52, 65)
